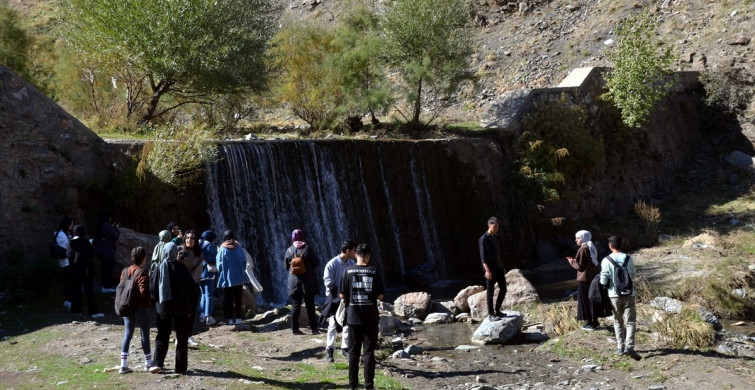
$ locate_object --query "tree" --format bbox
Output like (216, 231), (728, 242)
(269, 24), (343, 131)
(0, 1), (32, 78)
(65, 0), (278, 124)
(330, 3), (393, 130)
(605, 11), (674, 128)
(381, 0), (473, 127)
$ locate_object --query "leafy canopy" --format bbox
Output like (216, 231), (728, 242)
(65, 0), (278, 122)
(381, 0), (473, 126)
(605, 11), (674, 128)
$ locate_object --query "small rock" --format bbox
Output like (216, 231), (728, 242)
(648, 386), (667, 390)
(392, 350), (410, 359)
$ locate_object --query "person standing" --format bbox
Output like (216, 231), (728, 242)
(568, 230), (601, 330)
(215, 230), (247, 325)
(339, 244), (384, 390)
(285, 229), (320, 335)
(117, 247), (153, 374)
(149, 244), (199, 374)
(198, 230), (218, 326)
(478, 217), (507, 321)
(93, 211), (120, 293)
(167, 222), (183, 245)
(54, 216), (74, 309)
(68, 225), (104, 318)
(150, 230), (172, 277)
(600, 236), (639, 358)
(179, 230), (204, 347)
(323, 240), (356, 362)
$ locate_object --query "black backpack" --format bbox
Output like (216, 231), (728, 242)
(115, 268), (143, 317)
(604, 255), (633, 296)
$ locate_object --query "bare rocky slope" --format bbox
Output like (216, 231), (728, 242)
(280, 0), (754, 140)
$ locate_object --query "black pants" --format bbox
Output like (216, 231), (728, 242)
(98, 255), (115, 289)
(486, 271), (507, 315)
(223, 285), (243, 320)
(154, 312), (191, 373)
(291, 290), (317, 332)
(347, 322), (378, 390)
(70, 268), (99, 315)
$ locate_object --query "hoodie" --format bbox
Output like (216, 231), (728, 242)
(216, 240), (247, 288)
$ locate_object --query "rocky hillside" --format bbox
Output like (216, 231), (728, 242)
(279, 0), (754, 139)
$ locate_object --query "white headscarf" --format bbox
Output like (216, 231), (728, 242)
(576, 230), (598, 266)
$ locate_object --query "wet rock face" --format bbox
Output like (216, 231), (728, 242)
(0, 65), (112, 260)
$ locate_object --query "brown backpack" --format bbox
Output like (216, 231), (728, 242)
(289, 248), (306, 275)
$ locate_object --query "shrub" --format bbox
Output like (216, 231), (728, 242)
(634, 200), (662, 241)
(139, 125), (219, 188)
(699, 66), (754, 115)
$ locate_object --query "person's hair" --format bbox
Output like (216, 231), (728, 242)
(608, 235), (623, 251)
(222, 229), (235, 242)
(177, 249), (189, 262)
(487, 216), (499, 225)
(356, 243), (371, 256)
(73, 225), (87, 237)
(340, 240), (356, 253)
(167, 222), (178, 231)
(183, 229), (202, 256)
(131, 246), (147, 266)
(57, 217), (74, 234)
(98, 210), (113, 224)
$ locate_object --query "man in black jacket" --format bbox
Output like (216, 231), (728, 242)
(479, 217), (507, 321)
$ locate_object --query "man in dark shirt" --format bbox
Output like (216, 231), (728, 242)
(340, 244), (385, 390)
(479, 216), (507, 321)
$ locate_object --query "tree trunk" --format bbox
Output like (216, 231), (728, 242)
(411, 77), (423, 126)
(139, 78), (175, 125)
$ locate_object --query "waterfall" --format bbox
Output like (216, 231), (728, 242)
(204, 140), (510, 306)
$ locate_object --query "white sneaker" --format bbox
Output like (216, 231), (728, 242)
(205, 316), (216, 326)
(234, 318), (243, 325)
(199, 314), (205, 323)
(227, 319), (235, 325)
(91, 313), (105, 318)
(63, 301), (71, 309)
(188, 337), (199, 347)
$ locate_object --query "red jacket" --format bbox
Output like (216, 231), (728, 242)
(121, 265), (151, 307)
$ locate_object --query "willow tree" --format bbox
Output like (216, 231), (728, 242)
(381, 0), (473, 128)
(65, 0), (278, 124)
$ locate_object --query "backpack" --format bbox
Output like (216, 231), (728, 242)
(289, 248), (306, 276)
(114, 268), (144, 317)
(604, 255), (633, 296)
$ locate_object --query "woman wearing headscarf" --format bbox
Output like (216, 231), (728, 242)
(178, 229), (203, 346)
(150, 230), (172, 277)
(567, 230), (600, 330)
(284, 229), (320, 335)
(149, 243), (199, 374)
(68, 225), (104, 318)
(215, 230), (247, 325)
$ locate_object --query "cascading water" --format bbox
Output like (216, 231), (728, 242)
(204, 140), (511, 306)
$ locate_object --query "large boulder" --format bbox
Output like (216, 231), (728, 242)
(424, 312), (453, 324)
(394, 292), (431, 319)
(379, 312), (396, 336)
(435, 301), (460, 316)
(471, 311), (523, 344)
(454, 285), (484, 312)
(467, 269), (539, 321)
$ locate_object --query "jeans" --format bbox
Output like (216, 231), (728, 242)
(291, 290), (317, 332)
(610, 295), (637, 351)
(199, 279), (216, 318)
(154, 312), (191, 373)
(121, 306), (151, 356)
(347, 322), (378, 390)
(486, 271), (507, 315)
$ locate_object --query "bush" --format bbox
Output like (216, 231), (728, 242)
(699, 66), (754, 115)
(139, 125), (219, 188)
(634, 200), (662, 241)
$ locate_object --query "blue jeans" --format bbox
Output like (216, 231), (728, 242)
(199, 279), (216, 318)
(121, 306), (151, 355)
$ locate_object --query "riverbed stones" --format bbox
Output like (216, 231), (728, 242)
(424, 312), (454, 324)
(394, 292), (431, 319)
(379, 313), (396, 336)
(455, 285), (484, 312)
(435, 301), (459, 316)
(470, 311), (524, 345)
(467, 270), (539, 321)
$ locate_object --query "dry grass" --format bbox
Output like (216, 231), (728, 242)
(534, 301), (580, 336)
(643, 305), (717, 350)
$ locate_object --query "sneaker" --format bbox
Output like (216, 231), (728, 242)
(325, 347), (334, 363)
(199, 314), (206, 323)
(148, 365), (162, 374)
(205, 316), (216, 326)
(311, 328), (320, 335)
(63, 301), (71, 309)
(144, 362), (153, 372)
(580, 324), (595, 331)
(118, 366), (132, 374)
(228, 319), (235, 325)
(624, 349), (641, 360)
(188, 337), (199, 347)
(341, 348), (349, 358)
(616, 348), (624, 356)
(495, 310), (505, 318)
(292, 329), (305, 335)
(234, 318), (243, 325)
(487, 314), (500, 322)
(91, 313), (105, 319)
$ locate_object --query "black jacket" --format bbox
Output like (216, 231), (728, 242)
(150, 259), (199, 317)
(68, 237), (96, 273)
(285, 245), (320, 296)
